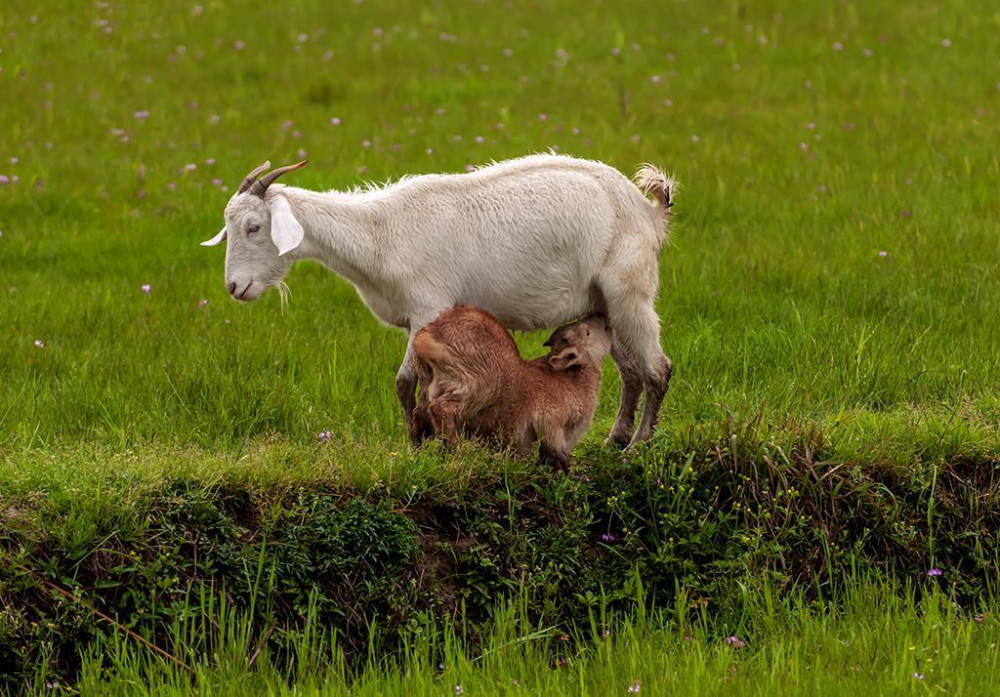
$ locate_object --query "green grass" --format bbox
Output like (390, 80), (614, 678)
(38, 582), (1000, 696)
(2, 0), (1000, 692)
(2, 0), (999, 466)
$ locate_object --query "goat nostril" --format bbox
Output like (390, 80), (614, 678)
(227, 282), (237, 295)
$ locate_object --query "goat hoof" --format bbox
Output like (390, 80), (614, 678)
(605, 432), (631, 449)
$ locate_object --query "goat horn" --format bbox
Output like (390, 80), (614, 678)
(237, 161), (271, 194)
(250, 160), (308, 198)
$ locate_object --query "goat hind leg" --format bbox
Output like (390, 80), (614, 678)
(604, 291), (671, 448)
(627, 304), (672, 447)
(607, 333), (644, 448)
(427, 399), (461, 448)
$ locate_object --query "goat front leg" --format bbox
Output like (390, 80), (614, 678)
(396, 333), (419, 443)
(410, 403), (434, 444)
(538, 424), (572, 473)
(399, 310), (448, 444)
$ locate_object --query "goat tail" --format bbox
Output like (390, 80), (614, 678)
(633, 164), (677, 211)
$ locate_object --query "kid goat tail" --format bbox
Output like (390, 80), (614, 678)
(633, 164), (677, 211)
(413, 330), (451, 366)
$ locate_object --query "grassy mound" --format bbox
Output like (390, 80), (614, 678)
(3, 433), (998, 687)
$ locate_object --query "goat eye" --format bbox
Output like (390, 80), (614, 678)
(247, 224), (260, 234)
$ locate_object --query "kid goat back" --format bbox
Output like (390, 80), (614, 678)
(202, 154), (677, 448)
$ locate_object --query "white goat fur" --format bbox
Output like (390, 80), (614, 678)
(204, 154), (677, 446)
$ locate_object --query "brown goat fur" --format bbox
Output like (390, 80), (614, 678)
(410, 307), (612, 470)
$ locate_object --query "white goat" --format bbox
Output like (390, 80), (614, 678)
(202, 154), (677, 447)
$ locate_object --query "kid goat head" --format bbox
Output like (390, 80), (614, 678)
(201, 160), (307, 301)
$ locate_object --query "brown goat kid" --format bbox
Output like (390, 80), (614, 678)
(410, 307), (612, 470)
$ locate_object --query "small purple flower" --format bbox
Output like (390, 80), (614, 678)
(199, 299), (208, 308)
(454, 686), (463, 695)
(330, 117), (341, 125)
(927, 567), (943, 577)
(34, 339), (44, 348)
(973, 614), (985, 624)
(361, 140), (371, 148)
(725, 635), (746, 648)
(538, 112), (547, 121)
(655, 478), (663, 488)
(878, 250), (888, 258)
(913, 672), (925, 680)
(465, 164), (475, 172)
(628, 680), (640, 693)
(141, 284), (151, 295)
(474, 135), (484, 144)
(185, 163), (196, 172)
(0, 175), (8, 184)
(234, 40), (245, 50)
(133, 110), (150, 120)
(600, 533), (616, 543)
(317, 430), (333, 442)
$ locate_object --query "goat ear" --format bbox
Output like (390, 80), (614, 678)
(549, 347), (584, 371)
(200, 227), (227, 247)
(268, 195), (304, 256)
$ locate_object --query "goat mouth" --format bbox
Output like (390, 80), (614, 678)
(236, 280), (254, 301)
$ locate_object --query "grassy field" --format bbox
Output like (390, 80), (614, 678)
(2, 0), (999, 692)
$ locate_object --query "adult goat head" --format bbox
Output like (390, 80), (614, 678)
(201, 160), (307, 301)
